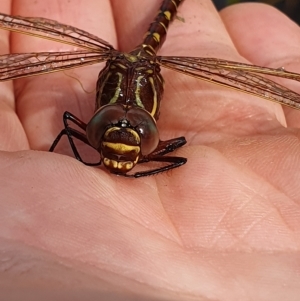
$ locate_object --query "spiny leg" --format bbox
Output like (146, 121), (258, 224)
(140, 136), (187, 159)
(123, 155), (187, 178)
(49, 111), (101, 166)
(124, 136), (187, 178)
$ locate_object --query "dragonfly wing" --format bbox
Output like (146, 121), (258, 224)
(205, 58), (300, 81)
(0, 50), (111, 81)
(0, 13), (114, 51)
(158, 56), (300, 110)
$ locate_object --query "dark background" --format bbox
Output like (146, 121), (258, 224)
(213, 0), (300, 24)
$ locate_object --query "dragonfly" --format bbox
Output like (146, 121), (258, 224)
(0, 0), (300, 178)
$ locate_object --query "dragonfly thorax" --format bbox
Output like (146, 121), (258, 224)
(96, 53), (164, 121)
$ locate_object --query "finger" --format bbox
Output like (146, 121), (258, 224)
(113, 0), (236, 57)
(220, 3), (300, 127)
(111, 0), (161, 52)
(0, 0), (29, 151)
(12, 0), (115, 153)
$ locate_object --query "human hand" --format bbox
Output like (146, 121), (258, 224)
(1, 0), (300, 300)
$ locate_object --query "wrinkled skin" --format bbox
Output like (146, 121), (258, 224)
(1, 0), (300, 300)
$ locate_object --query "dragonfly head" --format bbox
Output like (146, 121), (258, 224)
(86, 104), (159, 175)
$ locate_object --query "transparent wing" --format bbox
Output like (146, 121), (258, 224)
(0, 13), (114, 51)
(0, 50), (114, 81)
(158, 56), (300, 110)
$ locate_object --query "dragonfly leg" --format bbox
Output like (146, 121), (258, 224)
(123, 136), (187, 178)
(124, 155), (187, 178)
(147, 136), (187, 157)
(49, 111), (101, 166)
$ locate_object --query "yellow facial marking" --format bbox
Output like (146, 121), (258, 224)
(103, 158), (135, 172)
(104, 127), (140, 143)
(120, 161), (134, 171)
(103, 157), (118, 169)
(102, 142), (140, 155)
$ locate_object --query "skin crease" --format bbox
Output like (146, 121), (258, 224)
(0, 0), (300, 300)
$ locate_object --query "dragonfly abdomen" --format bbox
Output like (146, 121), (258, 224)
(139, 0), (184, 55)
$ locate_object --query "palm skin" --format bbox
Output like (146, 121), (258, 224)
(1, 0), (300, 300)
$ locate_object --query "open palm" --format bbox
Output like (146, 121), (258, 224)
(1, 0), (300, 300)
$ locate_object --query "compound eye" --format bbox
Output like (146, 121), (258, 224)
(126, 108), (159, 155)
(86, 104), (125, 149)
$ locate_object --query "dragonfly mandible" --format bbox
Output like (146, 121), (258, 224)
(0, 0), (299, 177)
